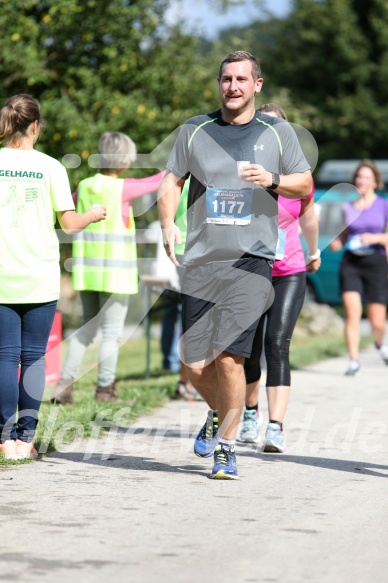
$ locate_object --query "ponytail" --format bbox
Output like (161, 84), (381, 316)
(0, 94), (41, 144)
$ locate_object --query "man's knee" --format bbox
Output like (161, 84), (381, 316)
(186, 359), (215, 385)
(216, 351), (245, 372)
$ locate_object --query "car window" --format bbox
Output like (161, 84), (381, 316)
(315, 202), (331, 237)
(327, 204), (343, 238)
(313, 201), (344, 239)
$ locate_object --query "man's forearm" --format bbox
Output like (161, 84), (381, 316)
(157, 172), (181, 227)
(276, 172), (312, 199)
(241, 166), (312, 199)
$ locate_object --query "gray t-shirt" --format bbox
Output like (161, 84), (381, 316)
(166, 109), (310, 265)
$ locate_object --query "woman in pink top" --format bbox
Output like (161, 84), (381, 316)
(240, 104), (321, 452)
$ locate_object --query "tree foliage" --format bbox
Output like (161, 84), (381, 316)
(216, 0), (388, 163)
(2, 0), (388, 181)
(268, 0), (388, 161)
(0, 0), (218, 186)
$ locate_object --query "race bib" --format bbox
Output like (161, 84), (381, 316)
(275, 228), (286, 260)
(206, 187), (252, 225)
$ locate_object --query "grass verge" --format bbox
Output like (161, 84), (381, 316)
(290, 333), (372, 369)
(1, 336), (176, 467)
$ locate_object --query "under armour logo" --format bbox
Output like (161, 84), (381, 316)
(254, 144), (264, 151)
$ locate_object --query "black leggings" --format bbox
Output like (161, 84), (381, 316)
(244, 272), (306, 386)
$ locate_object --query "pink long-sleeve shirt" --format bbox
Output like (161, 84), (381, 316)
(73, 171), (165, 227)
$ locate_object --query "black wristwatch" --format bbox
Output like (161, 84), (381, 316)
(269, 172), (280, 190)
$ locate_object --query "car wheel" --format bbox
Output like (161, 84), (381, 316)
(304, 281), (318, 304)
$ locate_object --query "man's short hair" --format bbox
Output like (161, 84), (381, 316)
(218, 51), (262, 81)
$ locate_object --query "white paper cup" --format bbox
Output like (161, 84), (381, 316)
(237, 160), (250, 177)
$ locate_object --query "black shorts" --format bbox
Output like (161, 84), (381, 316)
(340, 251), (388, 304)
(181, 257), (274, 363)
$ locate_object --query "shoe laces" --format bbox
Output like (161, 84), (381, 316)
(201, 414), (218, 442)
(242, 410), (257, 432)
(214, 445), (233, 466)
(267, 424), (281, 438)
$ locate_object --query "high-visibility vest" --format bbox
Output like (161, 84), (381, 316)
(72, 173), (138, 294)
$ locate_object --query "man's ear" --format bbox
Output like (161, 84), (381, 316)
(255, 78), (264, 94)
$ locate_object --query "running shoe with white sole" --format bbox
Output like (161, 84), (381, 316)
(344, 360), (361, 376)
(211, 444), (239, 480)
(378, 344), (388, 365)
(175, 380), (203, 401)
(194, 410), (218, 458)
(263, 422), (285, 453)
(237, 409), (263, 444)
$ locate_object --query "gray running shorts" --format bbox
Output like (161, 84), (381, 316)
(181, 257), (274, 363)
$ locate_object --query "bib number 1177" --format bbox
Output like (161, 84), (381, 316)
(206, 186), (252, 225)
(212, 200), (245, 215)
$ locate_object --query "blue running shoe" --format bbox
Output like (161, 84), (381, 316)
(263, 422), (285, 453)
(211, 444), (239, 480)
(194, 410), (218, 458)
(237, 409), (263, 444)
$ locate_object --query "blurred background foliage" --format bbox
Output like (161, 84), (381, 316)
(1, 0), (387, 188)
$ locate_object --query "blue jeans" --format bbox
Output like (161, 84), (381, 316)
(0, 301), (57, 442)
(161, 298), (182, 373)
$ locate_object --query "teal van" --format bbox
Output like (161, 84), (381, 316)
(303, 160), (388, 304)
(303, 187), (357, 304)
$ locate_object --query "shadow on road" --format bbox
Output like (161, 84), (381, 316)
(43, 450), (208, 477)
(43, 446), (388, 479)
(238, 449), (388, 478)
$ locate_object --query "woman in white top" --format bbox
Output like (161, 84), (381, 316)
(0, 93), (106, 460)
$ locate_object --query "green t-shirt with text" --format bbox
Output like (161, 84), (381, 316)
(0, 148), (74, 303)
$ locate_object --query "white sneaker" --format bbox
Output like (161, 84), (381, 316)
(237, 409), (263, 444)
(344, 360), (360, 376)
(378, 344), (388, 365)
(263, 422), (285, 453)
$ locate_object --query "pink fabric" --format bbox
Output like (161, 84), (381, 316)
(121, 172), (165, 203)
(72, 171), (165, 227)
(272, 190), (314, 277)
(121, 172), (164, 227)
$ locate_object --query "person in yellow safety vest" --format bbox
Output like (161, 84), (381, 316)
(51, 131), (164, 404)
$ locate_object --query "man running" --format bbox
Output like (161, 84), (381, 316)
(158, 51), (312, 479)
